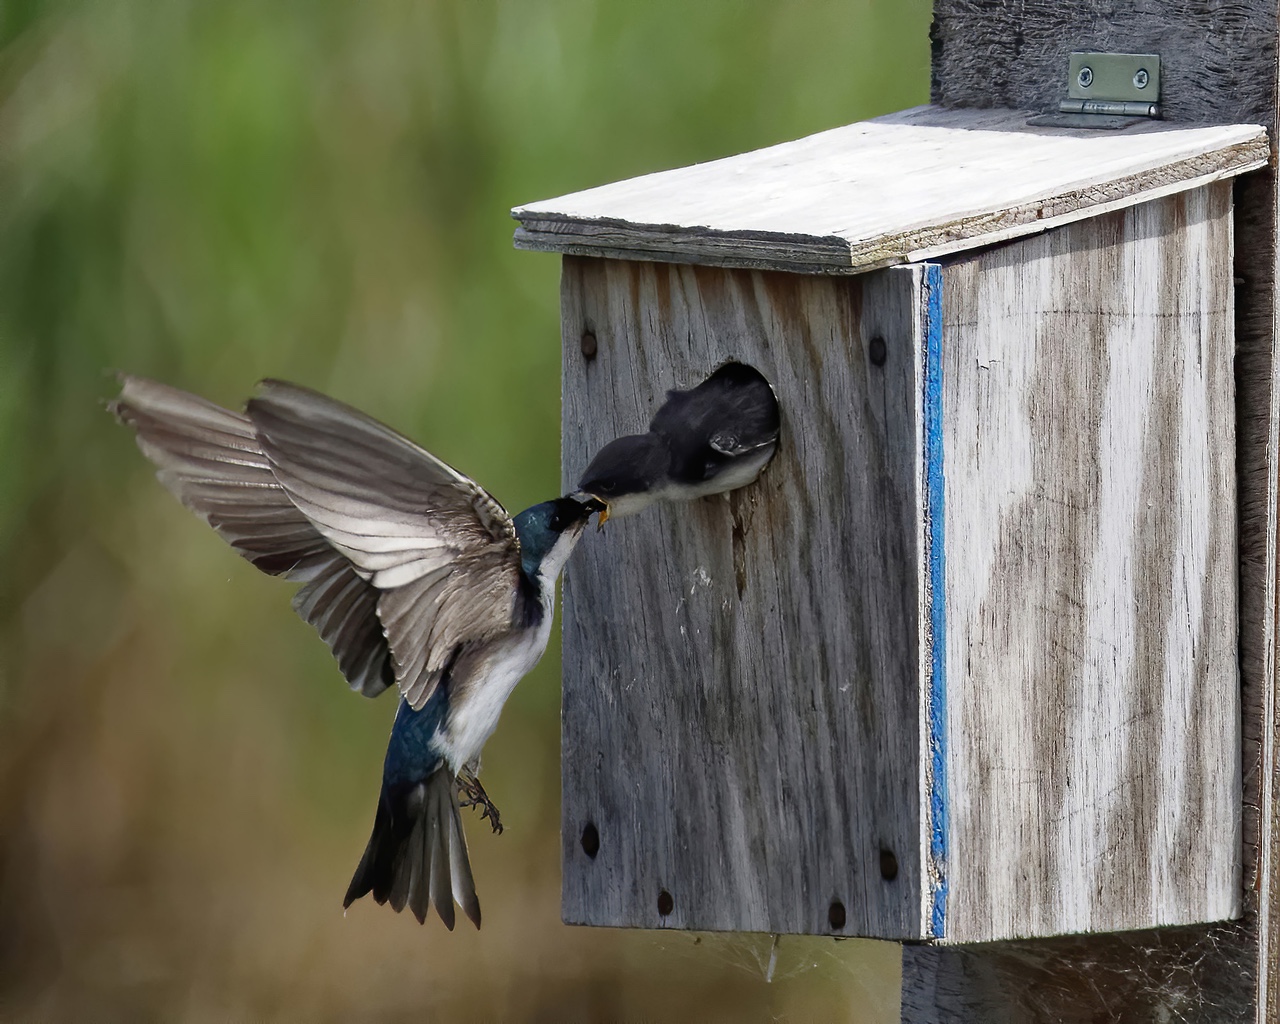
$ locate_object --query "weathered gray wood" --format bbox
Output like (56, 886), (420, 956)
(902, 924), (1256, 1024)
(557, 191), (1239, 945)
(937, 183), (1239, 943)
(905, 1), (1279, 1019)
(529, 0), (1269, 977)
(929, 3), (1277, 126)
(559, 258), (931, 937)
(513, 107), (1267, 276)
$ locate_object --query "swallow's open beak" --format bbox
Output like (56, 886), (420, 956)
(571, 490), (609, 529)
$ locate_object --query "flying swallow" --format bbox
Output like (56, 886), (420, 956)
(112, 375), (602, 928)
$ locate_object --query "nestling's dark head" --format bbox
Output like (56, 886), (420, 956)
(575, 432), (672, 521)
(513, 494), (604, 579)
(702, 361), (771, 391)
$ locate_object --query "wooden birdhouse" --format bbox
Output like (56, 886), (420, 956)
(513, 100), (1267, 947)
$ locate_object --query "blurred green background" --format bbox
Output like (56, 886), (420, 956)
(0, 2), (930, 1020)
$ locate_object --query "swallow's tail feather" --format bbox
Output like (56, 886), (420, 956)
(342, 767), (481, 929)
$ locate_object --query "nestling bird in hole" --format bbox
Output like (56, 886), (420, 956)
(575, 361), (780, 522)
(112, 376), (603, 929)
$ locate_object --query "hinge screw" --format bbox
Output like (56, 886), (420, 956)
(1077, 66), (1094, 89)
(1133, 68), (1150, 89)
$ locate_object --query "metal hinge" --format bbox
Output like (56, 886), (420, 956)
(1027, 53), (1161, 129)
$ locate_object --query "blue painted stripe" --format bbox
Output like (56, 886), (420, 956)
(922, 262), (948, 939)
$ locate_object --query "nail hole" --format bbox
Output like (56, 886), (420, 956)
(828, 900), (846, 930)
(879, 848), (899, 881)
(581, 822), (600, 859)
(580, 330), (598, 360)
(657, 889), (674, 916)
(869, 335), (887, 367)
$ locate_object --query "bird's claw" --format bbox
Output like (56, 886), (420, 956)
(457, 771), (504, 834)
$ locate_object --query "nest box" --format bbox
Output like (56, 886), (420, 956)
(513, 106), (1268, 943)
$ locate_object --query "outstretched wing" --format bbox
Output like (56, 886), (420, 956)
(246, 380), (522, 710)
(110, 375), (392, 697)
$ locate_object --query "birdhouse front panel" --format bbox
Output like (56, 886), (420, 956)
(559, 257), (934, 938)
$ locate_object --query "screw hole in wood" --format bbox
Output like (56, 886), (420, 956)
(828, 900), (847, 930)
(580, 329), (598, 360)
(581, 822), (600, 859)
(869, 335), (887, 366)
(657, 889), (674, 917)
(879, 848), (899, 881)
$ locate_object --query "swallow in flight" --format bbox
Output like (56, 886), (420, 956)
(112, 376), (602, 928)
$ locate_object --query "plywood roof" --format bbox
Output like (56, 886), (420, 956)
(513, 106), (1269, 274)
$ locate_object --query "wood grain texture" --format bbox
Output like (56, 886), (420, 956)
(937, 184), (1239, 943)
(929, 2), (1277, 126)
(1240, 164), (1280, 1024)
(559, 258), (930, 937)
(906, 2), (1278, 1020)
(902, 923), (1256, 1024)
(513, 107), (1267, 276)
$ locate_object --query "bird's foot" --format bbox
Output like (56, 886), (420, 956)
(457, 771), (504, 834)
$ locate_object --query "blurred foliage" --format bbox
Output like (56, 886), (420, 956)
(0, 1), (929, 1020)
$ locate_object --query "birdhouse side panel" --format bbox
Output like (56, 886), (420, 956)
(559, 256), (929, 937)
(938, 182), (1240, 943)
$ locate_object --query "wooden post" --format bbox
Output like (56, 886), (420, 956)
(902, 3), (1280, 1021)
